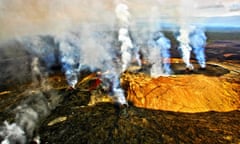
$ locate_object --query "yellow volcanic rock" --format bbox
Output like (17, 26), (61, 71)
(121, 72), (240, 113)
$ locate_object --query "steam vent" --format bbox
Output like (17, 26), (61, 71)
(0, 0), (240, 144)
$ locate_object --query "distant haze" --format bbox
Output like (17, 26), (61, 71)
(0, 0), (240, 41)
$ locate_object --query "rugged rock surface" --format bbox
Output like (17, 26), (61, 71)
(122, 63), (240, 113)
(0, 39), (240, 143)
(0, 65), (240, 144)
(39, 102), (240, 144)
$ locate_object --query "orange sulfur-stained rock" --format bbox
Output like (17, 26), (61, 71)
(121, 72), (240, 113)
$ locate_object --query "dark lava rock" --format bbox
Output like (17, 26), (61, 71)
(39, 97), (240, 144)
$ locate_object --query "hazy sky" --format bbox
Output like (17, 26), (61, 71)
(0, 0), (239, 41)
(160, 0), (240, 17)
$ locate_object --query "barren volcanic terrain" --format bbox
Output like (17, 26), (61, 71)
(0, 32), (240, 143)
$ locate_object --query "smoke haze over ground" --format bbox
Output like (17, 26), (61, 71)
(0, 0), (240, 41)
(0, 1), (240, 143)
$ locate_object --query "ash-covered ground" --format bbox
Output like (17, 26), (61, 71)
(39, 96), (240, 144)
(1, 71), (239, 144)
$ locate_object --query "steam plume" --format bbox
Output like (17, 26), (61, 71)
(118, 28), (134, 72)
(176, 27), (194, 70)
(148, 32), (172, 77)
(100, 71), (128, 105)
(115, 3), (131, 27)
(76, 24), (128, 105)
(0, 121), (26, 144)
(176, 25), (207, 70)
(31, 57), (44, 87)
(189, 27), (207, 69)
(115, 2), (141, 72)
(0, 90), (64, 143)
(55, 32), (82, 88)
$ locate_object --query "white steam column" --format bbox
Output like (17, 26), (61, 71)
(189, 27), (207, 69)
(100, 71), (128, 105)
(177, 27), (194, 70)
(0, 90), (64, 144)
(148, 32), (172, 77)
(31, 57), (43, 86)
(118, 28), (133, 72)
(55, 33), (82, 89)
(59, 41), (79, 88)
(115, 3), (141, 72)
